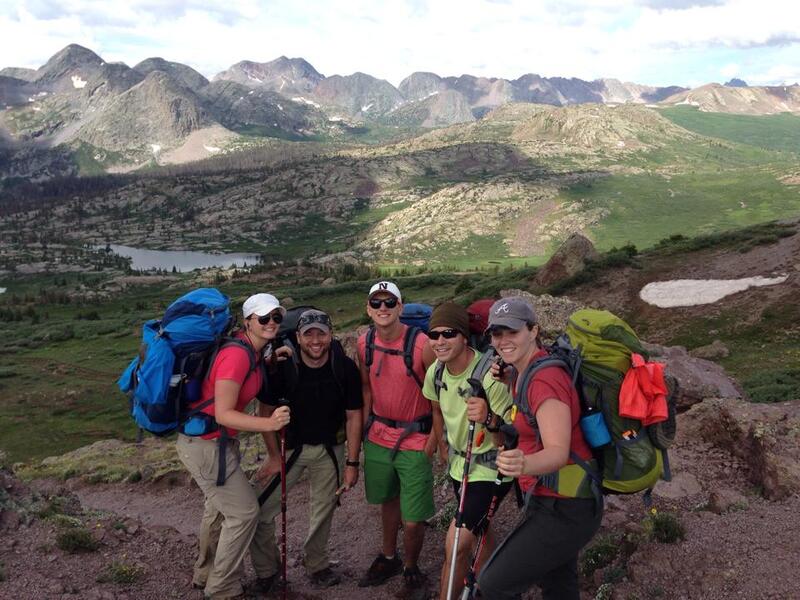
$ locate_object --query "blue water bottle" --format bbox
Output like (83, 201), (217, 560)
(580, 409), (611, 448)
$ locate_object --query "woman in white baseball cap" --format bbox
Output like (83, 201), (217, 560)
(177, 292), (290, 599)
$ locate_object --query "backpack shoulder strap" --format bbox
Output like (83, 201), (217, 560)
(364, 326), (376, 368)
(219, 337), (257, 373)
(467, 347), (497, 397)
(433, 360), (447, 400)
(513, 354), (572, 429)
(403, 326), (424, 388)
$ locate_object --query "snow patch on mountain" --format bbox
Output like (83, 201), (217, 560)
(639, 276), (788, 308)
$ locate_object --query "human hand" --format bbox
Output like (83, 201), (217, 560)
(254, 456), (280, 486)
(438, 439), (449, 467)
(423, 435), (437, 460)
(342, 465), (359, 492)
(266, 405), (290, 431)
(489, 359), (510, 383)
(495, 447), (525, 478)
(273, 346), (293, 362)
(466, 396), (489, 424)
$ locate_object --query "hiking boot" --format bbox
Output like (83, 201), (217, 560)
(309, 566), (341, 588)
(244, 575), (276, 595)
(396, 566), (427, 599)
(357, 553), (403, 587)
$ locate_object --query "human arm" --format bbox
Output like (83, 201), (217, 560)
(431, 401), (448, 465)
(494, 398), (571, 477)
(254, 401), (282, 485)
(358, 351), (373, 428)
(341, 408), (362, 491)
(213, 379), (290, 433)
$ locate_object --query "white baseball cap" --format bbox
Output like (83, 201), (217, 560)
(242, 293), (286, 319)
(368, 281), (402, 302)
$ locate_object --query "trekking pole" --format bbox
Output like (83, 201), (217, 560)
(461, 423), (519, 600)
(280, 426), (288, 600)
(446, 413), (478, 600)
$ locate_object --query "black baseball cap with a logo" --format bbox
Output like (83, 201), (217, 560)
(486, 297), (537, 332)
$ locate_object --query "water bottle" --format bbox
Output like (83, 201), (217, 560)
(580, 409), (611, 448)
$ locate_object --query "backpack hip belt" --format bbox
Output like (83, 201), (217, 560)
(448, 446), (498, 470)
(363, 412), (433, 460)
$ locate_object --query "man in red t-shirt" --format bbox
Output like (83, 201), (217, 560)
(356, 281), (437, 595)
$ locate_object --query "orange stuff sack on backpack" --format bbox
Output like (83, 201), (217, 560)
(619, 353), (668, 426)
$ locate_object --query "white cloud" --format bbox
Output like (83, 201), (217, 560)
(720, 63), (740, 79)
(0, 0), (798, 87)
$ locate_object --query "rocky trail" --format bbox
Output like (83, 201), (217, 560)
(2, 396), (799, 600)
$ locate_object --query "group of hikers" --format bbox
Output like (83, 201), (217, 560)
(174, 280), (604, 600)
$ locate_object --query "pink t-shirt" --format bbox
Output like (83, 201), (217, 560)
(513, 350), (593, 497)
(358, 325), (430, 452)
(199, 333), (262, 440)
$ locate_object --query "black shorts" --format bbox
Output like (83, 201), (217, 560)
(451, 478), (512, 534)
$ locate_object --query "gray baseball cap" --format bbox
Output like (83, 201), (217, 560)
(297, 309), (332, 335)
(486, 297), (537, 332)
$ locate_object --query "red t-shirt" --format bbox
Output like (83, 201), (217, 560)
(513, 349), (592, 497)
(199, 333), (263, 439)
(357, 325), (430, 452)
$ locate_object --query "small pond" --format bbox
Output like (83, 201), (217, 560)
(100, 244), (261, 272)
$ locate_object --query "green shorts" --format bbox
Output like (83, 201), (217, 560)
(363, 440), (435, 523)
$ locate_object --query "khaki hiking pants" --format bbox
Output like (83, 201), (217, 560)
(177, 434), (259, 598)
(250, 443), (344, 577)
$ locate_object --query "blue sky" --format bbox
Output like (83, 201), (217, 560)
(1, 0), (798, 88)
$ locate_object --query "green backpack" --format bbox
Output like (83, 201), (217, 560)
(514, 309), (676, 500)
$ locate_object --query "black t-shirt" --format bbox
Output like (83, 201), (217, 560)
(264, 350), (363, 447)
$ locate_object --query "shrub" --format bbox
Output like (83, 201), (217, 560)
(644, 511), (685, 544)
(580, 534), (620, 578)
(55, 527), (99, 553)
(743, 369), (800, 403)
(96, 561), (145, 584)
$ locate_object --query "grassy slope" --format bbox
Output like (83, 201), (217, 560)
(557, 131), (800, 252)
(659, 106), (800, 153)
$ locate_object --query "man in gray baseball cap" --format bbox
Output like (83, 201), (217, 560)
(486, 297), (538, 332)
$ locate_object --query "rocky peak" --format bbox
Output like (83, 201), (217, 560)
(313, 72), (404, 116)
(724, 78), (748, 87)
(213, 56), (323, 94)
(0, 67), (37, 81)
(398, 71), (445, 101)
(133, 57), (209, 90)
(35, 44), (105, 87)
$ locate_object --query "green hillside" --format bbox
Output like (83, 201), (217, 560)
(659, 106), (800, 154)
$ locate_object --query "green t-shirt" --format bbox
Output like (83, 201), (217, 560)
(423, 349), (513, 483)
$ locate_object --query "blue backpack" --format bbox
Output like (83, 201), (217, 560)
(400, 303), (433, 332)
(118, 288), (255, 437)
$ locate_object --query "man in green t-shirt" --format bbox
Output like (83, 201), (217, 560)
(422, 302), (513, 600)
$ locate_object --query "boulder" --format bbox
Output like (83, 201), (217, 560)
(643, 343), (742, 410)
(690, 339), (730, 360)
(533, 233), (599, 288)
(681, 398), (800, 500)
(707, 487), (749, 514)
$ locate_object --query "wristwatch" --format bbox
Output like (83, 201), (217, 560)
(485, 411), (500, 433)
(346, 459), (360, 467)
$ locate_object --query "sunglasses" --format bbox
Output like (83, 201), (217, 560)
(369, 297), (398, 309)
(253, 312), (284, 325)
(428, 329), (460, 340)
